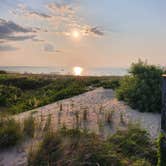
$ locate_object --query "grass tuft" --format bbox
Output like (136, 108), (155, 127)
(23, 115), (35, 138)
(0, 116), (23, 148)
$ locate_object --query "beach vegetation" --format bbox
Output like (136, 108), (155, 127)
(116, 60), (164, 112)
(28, 126), (157, 166)
(0, 116), (23, 148)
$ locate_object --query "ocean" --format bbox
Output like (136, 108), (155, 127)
(0, 66), (128, 76)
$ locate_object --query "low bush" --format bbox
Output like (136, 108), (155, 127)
(116, 60), (164, 112)
(0, 85), (22, 107)
(101, 79), (120, 89)
(108, 125), (157, 165)
(132, 159), (151, 166)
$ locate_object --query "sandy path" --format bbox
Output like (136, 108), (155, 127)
(0, 88), (161, 166)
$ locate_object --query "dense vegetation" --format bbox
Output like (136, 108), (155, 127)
(0, 73), (120, 114)
(97, 78), (120, 90)
(28, 126), (157, 166)
(116, 60), (165, 113)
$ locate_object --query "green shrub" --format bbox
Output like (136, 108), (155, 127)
(0, 117), (23, 148)
(132, 159), (151, 166)
(101, 79), (120, 89)
(0, 77), (53, 90)
(116, 60), (164, 112)
(0, 85), (22, 107)
(108, 125), (157, 165)
(157, 133), (166, 166)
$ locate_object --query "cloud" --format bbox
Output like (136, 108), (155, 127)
(47, 2), (77, 27)
(46, 3), (104, 37)
(56, 49), (62, 53)
(25, 11), (51, 19)
(0, 18), (36, 42)
(85, 26), (104, 36)
(0, 44), (17, 52)
(11, 3), (52, 20)
(44, 44), (55, 52)
(10, 2), (104, 40)
(0, 18), (34, 34)
(11, 3), (75, 32)
(47, 2), (74, 16)
(32, 38), (45, 42)
(1, 34), (36, 41)
(44, 43), (62, 53)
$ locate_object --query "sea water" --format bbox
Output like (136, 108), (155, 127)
(0, 66), (128, 76)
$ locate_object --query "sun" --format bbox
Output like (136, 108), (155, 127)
(71, 30), (80, 39)
(73, 66), (83, 76)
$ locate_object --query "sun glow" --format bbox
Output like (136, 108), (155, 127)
(73, 66), (83, 76)
(71, 30), (80, 39)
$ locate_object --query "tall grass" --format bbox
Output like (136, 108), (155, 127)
(0, 116), (23, 148)
(28, 126), (157, 166)
(23, 115), (35, 138)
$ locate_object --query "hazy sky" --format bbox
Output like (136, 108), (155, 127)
(0, 0), (166, 68)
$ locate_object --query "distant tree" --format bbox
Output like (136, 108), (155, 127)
(116, 59), (164, 112)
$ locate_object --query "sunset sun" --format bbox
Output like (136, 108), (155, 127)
(73, 66), (83, 76)
(71, 30), (80, 39)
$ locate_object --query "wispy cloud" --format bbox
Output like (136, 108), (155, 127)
(0, 18), (34, 33)
(8, 1), (105, 44)
(44, 43), (55, 52)
(0, 18), (37, 42)
(47, 2), (74, 16)
(0, 44), (17, 52)
(11, 4), (52, 20)
(11, 2), (76, 32)
(89, 27), (104, 36)
(44, 43), (62, 53)
(24, 11), (51, 19)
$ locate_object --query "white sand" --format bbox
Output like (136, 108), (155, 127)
(0, 88), (161, 166)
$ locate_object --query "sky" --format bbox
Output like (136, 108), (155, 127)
(0, 0), (166, 68)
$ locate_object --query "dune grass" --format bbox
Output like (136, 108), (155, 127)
(23, 115), (35, 138)
(0, 115), (23, 149)
(28, 126), (157, 166)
